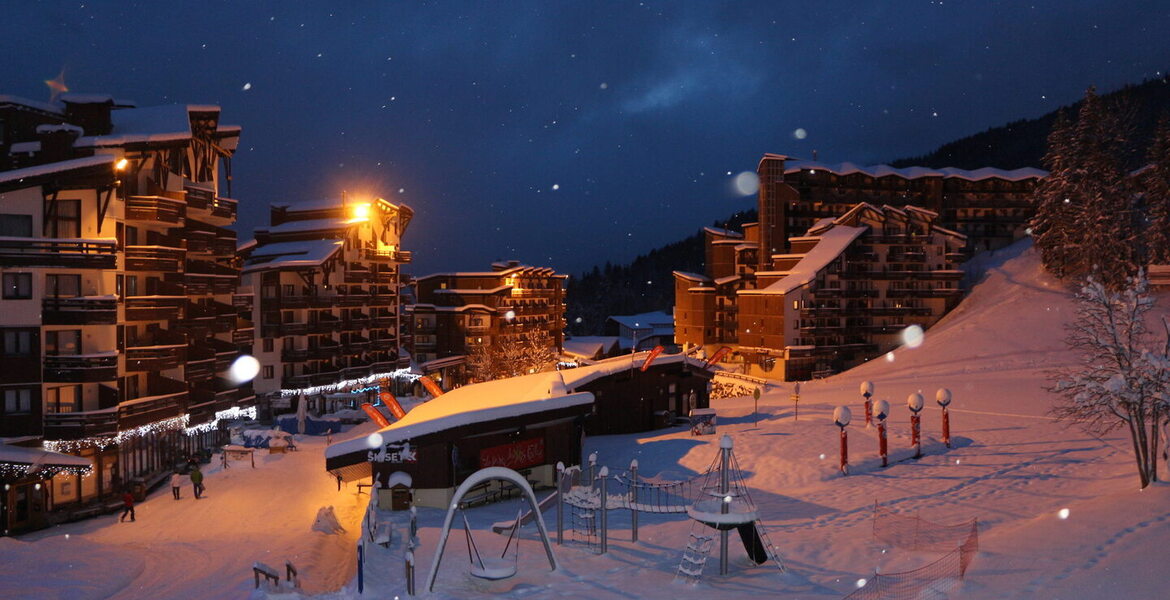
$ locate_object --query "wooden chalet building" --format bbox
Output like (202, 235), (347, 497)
(0, 93), (253, 529)
(239, 196), (414, 404)
(325, 353), (711, 508)
(676, 203), (966, 380)
(409, 261), (567, 387)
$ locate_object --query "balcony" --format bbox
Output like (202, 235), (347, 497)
(43, 408), (118, 441)
(44, 352), (119, 382)
(233, 318), (254, 345)
(346, 313), (371, 330)
(127, 195), (186, 224)
(125, 245), (186, 272)
(119, 388), (186, 431)
(342, 363), (371, 379)
(125, 295), (185, 321)
(125, 329), (187, 371)
(370, 337), (397, 351)
(42, 295), (118, 325)
(186, 343), (216, 382)
(281, 348), (309, 362)
(343, 335), (370, 353)
(371, 315), (396, 328)
(308, 342), (342, 361)
(0, 237), (116, 269)
(261, 322), (307, 338)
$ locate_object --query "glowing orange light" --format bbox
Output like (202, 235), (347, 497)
(352, 203), (371, 219)
(115, 158), (129, 171)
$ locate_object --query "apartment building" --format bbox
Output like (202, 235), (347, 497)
(410, 261), (566, 386)
(240, 196), (413, 405)
(0, 93), (250, 532)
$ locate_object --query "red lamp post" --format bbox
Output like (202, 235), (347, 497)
(937, 388), (952, 448)
(834, 406), (851, 475)
(860, 381), (874, 427)
(874, 399), (889, 468)
(907, 392), (924, 459)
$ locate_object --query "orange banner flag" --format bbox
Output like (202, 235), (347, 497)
(640, 345), (665, 372)
(360, 403), (391, 428)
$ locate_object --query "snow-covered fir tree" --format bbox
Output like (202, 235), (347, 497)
(1031, 88), (1139, 289)
(1142, 116), (1170, 264)
(466, 335), (557, 382)
(1050, 271), (1170, 488)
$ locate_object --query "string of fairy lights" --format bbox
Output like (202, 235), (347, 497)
(0, 462), (91, 479)
(38, 406), (260, 455)
(277, 368), (421, 397)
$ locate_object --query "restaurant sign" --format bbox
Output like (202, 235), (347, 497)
(479, 437), (545, 469)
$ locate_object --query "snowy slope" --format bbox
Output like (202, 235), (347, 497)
(5, 241), (1169, 599)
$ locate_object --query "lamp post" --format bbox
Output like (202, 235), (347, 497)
(860, 381), (874, 427)
(937, 388), (952, 448)
(790, 382), (801, 421)
(874, 399), (889, 468)
(907, 392), (924, 459)
(834, 406), (851, 475)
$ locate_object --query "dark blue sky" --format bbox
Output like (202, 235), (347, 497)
(3, 1), (1169, 275)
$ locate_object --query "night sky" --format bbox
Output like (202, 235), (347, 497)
(3, 1), (1169, 276)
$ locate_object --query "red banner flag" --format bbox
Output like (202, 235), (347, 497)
(360, 403), (391, 428)
(703, 346), (731, 368)
(380, 391), (406, 420)
(640, 345), (665, 372)
(420, 377), (444, 398)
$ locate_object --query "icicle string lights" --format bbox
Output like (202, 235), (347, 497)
(278, 368), (420, 397)
(43, 414), (191, 453)
(0, 462), (92, 478)
(183, 406), (258, 435)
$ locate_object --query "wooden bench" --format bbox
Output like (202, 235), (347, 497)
(458, 482), (493, 509)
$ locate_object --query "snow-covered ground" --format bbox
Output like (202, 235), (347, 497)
(5, 242), (1169, 599)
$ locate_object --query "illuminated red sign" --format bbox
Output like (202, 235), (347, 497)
(478, 437), (545, 470)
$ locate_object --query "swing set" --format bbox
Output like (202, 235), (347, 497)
(424, 466), (558, 592)
(462, 508), (522, 580)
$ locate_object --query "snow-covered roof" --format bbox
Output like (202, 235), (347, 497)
(242, 239), (343, 272)
(256, 218), (356, 235)
(562, 336), (621, 359)
(271, 197), (343, 211)
(433, 285), (512, 295)
(326, 375), (595, 456)
(704, 226), (743, 239)
(75, 105), (208, 147)
(714, 275), (741, 286)
(741, 224), (867, 296)
(559, 353), (707, 390)
(59, 93), (114, 104)
(0, 94), (63, 114)
(608, 311), (674, 332)
(673, 271), (710, 283)
(35, 123), (83, 135)
(0, 443), (92, 469)
(784, 160), (1047, 182)
(0, 155), (115, 185)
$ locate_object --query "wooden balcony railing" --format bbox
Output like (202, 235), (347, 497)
(127, 195), (186, 224)
(43, 408), (118, 440)
(0, 236), (116, 269)
(43, 353), (119, 383)
(42, 295), (118, 325)
(125, 245), (186, 272)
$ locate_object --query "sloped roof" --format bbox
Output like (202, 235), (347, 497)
(740, 224), (867, 296)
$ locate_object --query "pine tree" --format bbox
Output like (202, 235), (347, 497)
(1030, 110), (1078, 277)
(1031, 87), (1138, 288)
(1143, 116), (1170, 264)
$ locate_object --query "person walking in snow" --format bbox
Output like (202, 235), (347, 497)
(171, 470), (183, 500)
(119, 491), (136, 522)
(190, 466), (205, 499)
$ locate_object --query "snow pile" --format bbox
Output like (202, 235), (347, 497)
(311, 506), (346, 535)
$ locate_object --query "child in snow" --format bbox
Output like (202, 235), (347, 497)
(171, 471), (183, 500)
(190, 466), (205, 499)
(119, 492), (135, 522)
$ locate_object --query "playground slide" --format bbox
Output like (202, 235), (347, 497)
(491, 491), (558, 534)
(737, 523), (769, 564)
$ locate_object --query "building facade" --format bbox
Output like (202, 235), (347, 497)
(0, 93), (251, 530)
(410, 261), (566, 386)
(240, 196), (413, 405)
(756, 154), (1046, 255)
(676, 202), (967, 381)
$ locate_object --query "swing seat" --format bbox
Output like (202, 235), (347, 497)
(470, 557), (517, 580)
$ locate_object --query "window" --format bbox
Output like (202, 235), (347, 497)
(46, 385), (80, 413)
(46, 274), (81, 297)
(126, 275), (138, 296)
(1, 329), (34, 355)
(282, 364), (294, 378)
(282, 284), (295, 297)
(263, 365), (274, 380)
(45, 330), (81, 355)
(263, 338), (274, 353)
(2, 273), (31, 299)
(48, 199), (81, 238)
(0, 214), (32, 237)
(3, 388), (32, 414)
(282, 337), (295, 351)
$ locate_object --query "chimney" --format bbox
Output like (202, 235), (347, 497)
(812, 149), (818, 161)
(60, 94), (115, 136)
(35, 123), (82, 163)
